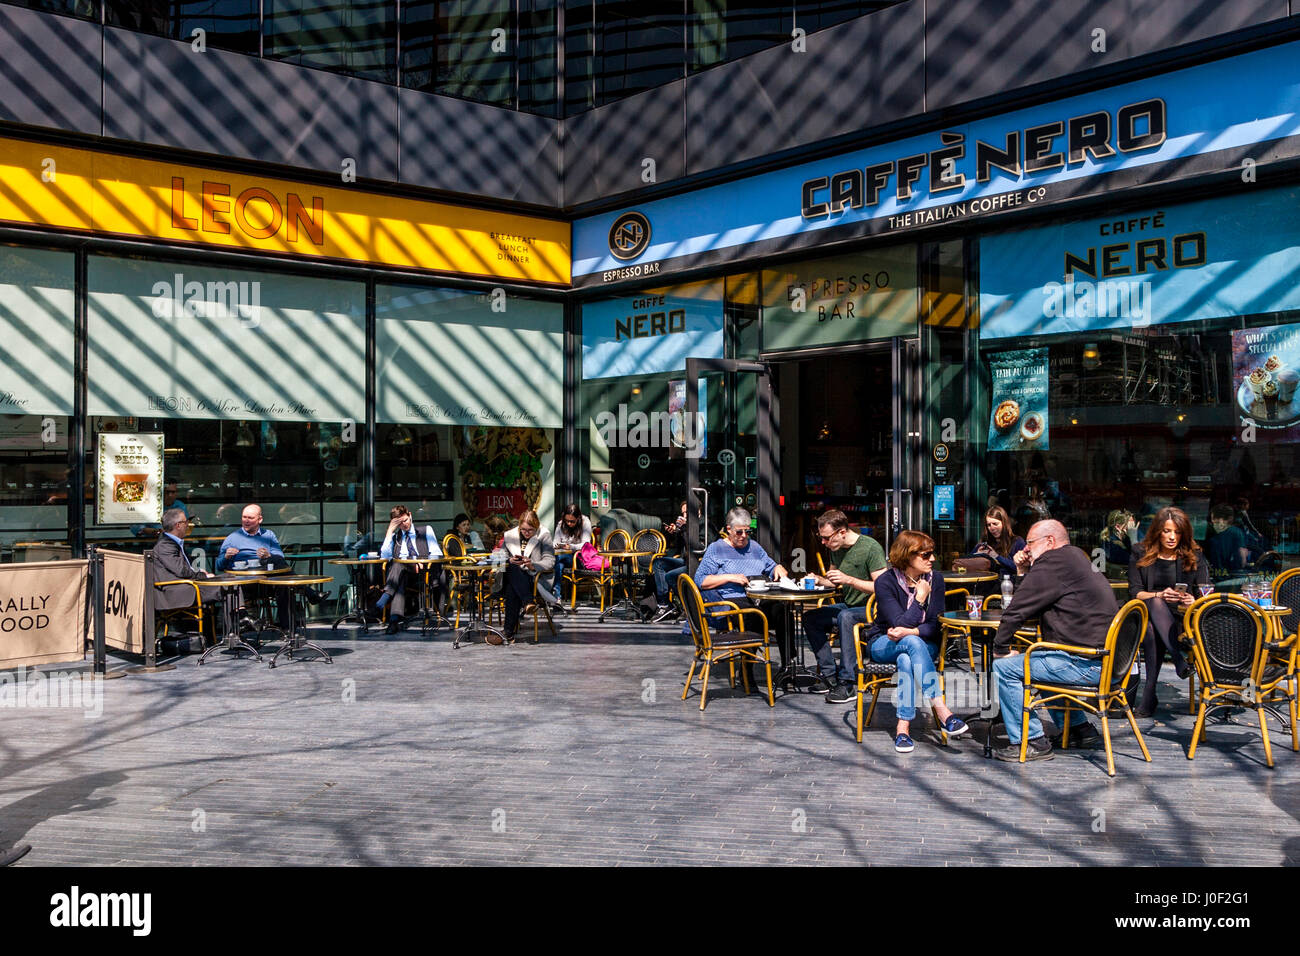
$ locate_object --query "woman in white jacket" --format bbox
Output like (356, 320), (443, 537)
(499, 509), (560, 639)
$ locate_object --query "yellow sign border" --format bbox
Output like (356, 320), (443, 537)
(0, 137), (570, 285)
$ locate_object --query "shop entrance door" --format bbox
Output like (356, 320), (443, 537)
(683, 358), (778, 571)
(888, 336), (923, 550)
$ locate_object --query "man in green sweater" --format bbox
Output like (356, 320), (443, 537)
(803, 510), (888, 695)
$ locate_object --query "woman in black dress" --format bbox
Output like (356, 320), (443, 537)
(1127, 506), (1210, 717)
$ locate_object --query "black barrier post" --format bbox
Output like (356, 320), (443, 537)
(143, 549), (158, 670)
(89, 546), (105, 675)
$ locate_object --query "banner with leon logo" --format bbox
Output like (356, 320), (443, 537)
(0, 559), (87, 669)
(98, 550), (147, 654)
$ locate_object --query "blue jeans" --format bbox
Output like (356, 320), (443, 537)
(651, 556), (687, 602)
(993, 650), (1100, 744)
(835, 606), (868, 683)
(869, 634), (941, 721)
(802, 603), (847, 679)
(553, 551), (575, 600)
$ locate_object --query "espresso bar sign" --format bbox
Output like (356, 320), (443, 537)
(96, 432), (164, 526)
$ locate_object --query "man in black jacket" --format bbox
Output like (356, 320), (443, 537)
(991, 520), (1118, 761)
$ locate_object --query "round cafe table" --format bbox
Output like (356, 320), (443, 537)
(328, 557), (388, 631)
(449, 560), (509, 648)
(939, 609), (1041, 758)
(598, 549), (647, 623)
(745, 584), (838, 692)
(192, 574), (267, 665)
(261, 575), (335, 667)
(944, 572), (1000, 587)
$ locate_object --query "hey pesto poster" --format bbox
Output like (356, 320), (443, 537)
(987, 349), (1049, 452)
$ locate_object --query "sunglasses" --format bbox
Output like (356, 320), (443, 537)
(916, 550), (934, 560)
(728, 527), (750, 536)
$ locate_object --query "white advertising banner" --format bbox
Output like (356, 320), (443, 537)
(0, 559), (87, 669)
(0, 247), (76, 416)
(96, 432), (164, 525)
(87, 257), (365, 422)
(376, 284), (563, 428)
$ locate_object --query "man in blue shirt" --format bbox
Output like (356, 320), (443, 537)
(377, 505), (445, 634)
(216, 503), (295, 630)
(216, 504), (286, 572)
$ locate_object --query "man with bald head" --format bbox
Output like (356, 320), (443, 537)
(216, 503), (292, 630)
(991, 519), (1119, 761)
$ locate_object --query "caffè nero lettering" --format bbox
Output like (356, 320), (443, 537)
(170, 176), (325, 245)
(801, 98), (1166, 218)
(614, 308), (687, 341)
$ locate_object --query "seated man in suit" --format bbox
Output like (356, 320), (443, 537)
(153, 508), (217, 641)
(377, 505), (445, 634)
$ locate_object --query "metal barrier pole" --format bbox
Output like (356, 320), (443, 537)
(89, 546), (105, 674)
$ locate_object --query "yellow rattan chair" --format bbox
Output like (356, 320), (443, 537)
(1185, 592), (1297, 768)
(852, 596), (948, 744)
(1015, 598), (1151, 776)
(677, 575), (774, 710)
(152, 579), (209, 642)
(441, 534), (477, 628)
(562, 528), (625, 611)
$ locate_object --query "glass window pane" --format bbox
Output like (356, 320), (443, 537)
(265, 0), (397, 84)
(0, 246), (76, 560)
(104, 1), (260, 56)
(1, 1), (97, 21)
(593, 0), (683, 107)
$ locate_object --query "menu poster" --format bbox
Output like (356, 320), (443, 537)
(96, 433), (164, 525)
(667, 379), (708, 460)
(987, 349), (1049, 452)
(1231, 323), (1300, 440)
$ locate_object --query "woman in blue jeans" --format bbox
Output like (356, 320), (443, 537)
(867, 530), (969, 752)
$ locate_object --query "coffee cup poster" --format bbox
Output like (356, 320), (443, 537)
(987, 348), (1049, 452)
(96, 432), (164, 524)
(1232, 323), (1300, 439)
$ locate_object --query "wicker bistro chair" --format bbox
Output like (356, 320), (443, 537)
(562, 528), (626, 612)
(152, 579), (211, 643)
(1185, 593), (1298, 768)
(851, 596), (951, 745)
(630, 527), (667, 605)
(441, 534), (478, 628)
(677, 575), (774, 710)
(1015, 598), (1151, 776)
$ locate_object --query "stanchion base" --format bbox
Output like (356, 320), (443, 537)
(85, 669), (132, 679)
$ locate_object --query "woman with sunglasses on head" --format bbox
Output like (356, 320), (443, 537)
(1127, 505), (1209, 717)
(860, 530), (968, 753)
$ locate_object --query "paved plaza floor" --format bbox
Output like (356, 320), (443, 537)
(4, 610), (1299, 866)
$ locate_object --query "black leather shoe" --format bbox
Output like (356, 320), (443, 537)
(0, 844), (31, 866)
(385, 616), (404, 635)
(995, 738), (1054, 761)
(1050, 722), (1101, 749)
(302, 587), (328, 605)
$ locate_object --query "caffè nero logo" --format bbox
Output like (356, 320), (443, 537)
(150, 272), (262, 327)
(608, 211), (651, 261)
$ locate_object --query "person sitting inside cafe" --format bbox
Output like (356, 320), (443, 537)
(215, 503), (297, 630)
(1205, 503), (1251, 576)
(694, 507), (788, 639)
(551, 503), (594, 603)
(1128, 506), (1208, 717)
(956, 505), (1024, 576)
(153, 507), (216, 633)
(377, 505), (445, 635)
(827, 530), (969, 751)
(1098, 508), (1139, 574)
(448, 513), (485, 552)
(644, 501), (690, 624)
(990, 520), (1119, 761)
(802, 509), (886, 696)
(498, 509), (560, 642)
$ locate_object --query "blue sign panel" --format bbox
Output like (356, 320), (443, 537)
(573, 40), (1300, 285)
(581, 278), (724, 380)
(933, 484), (956, 522)
(979, 186), (1300, 339)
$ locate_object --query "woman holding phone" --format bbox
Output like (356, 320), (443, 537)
(1127, 506), (1210, 717)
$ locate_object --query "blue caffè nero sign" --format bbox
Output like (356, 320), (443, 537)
(979, 185), (1300, 339)
(572, 40), (1300, 284)
(581, 278), (725, 379)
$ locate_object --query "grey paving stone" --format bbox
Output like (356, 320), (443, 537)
(1, 618), (1297, 866)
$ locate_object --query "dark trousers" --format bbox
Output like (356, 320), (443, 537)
(383, 563), (444, 617)
(651, 556), (687, 602)
(1139, 598), (1189, 711)
(502, 563), (536, 635)
(803, 602), (849, 679)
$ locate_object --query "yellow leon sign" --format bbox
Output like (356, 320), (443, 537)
(0, 136), (570, 285)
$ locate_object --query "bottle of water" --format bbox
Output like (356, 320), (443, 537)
(1001, 574), (1014, 611)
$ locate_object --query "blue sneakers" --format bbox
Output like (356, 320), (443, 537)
(943, 715), (970, 737)
(894, 733), (915, 753)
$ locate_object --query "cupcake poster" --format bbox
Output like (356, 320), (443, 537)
(1232, 323), (1300, 435)
(987, 348), (1049, 451)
